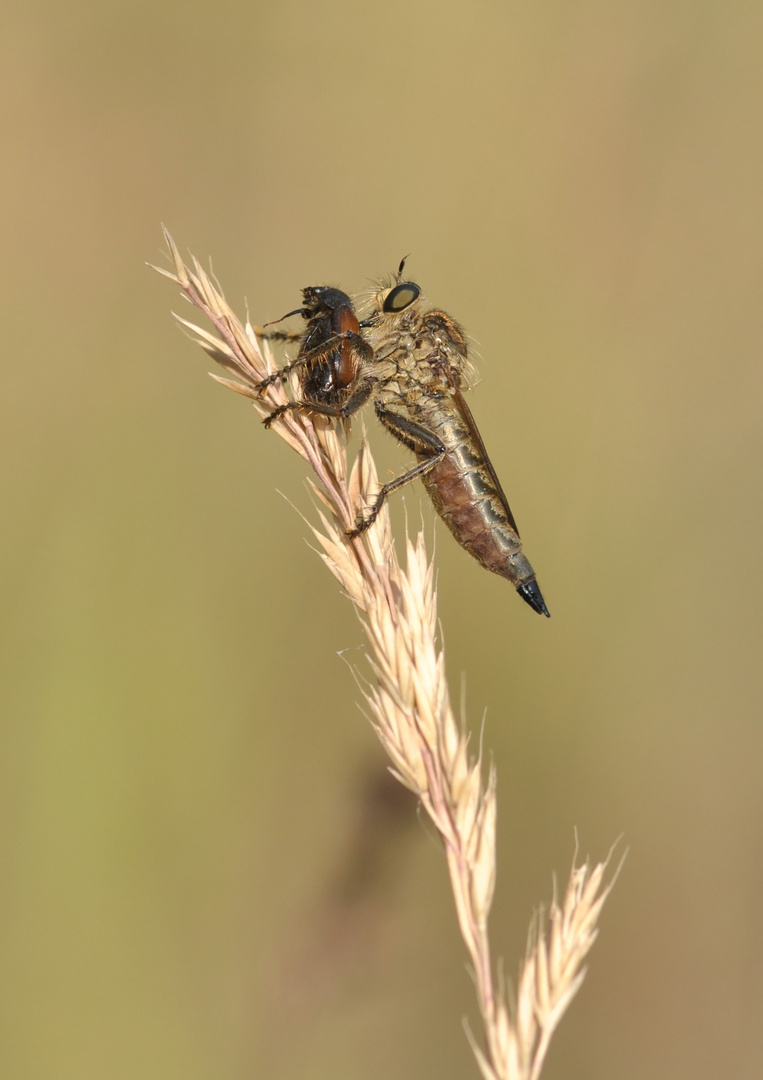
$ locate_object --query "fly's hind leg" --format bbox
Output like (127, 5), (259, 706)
(348, 407), (446, 538)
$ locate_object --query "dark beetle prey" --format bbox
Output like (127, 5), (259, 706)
(257, 285), (374, 425)
(259, 269), (549, 617)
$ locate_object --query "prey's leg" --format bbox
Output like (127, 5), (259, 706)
(263, 378), (376, 428)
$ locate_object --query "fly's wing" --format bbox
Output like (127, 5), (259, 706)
(451, 384), (521, 537)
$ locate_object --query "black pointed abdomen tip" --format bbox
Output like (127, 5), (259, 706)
(517, 580), (551, 617)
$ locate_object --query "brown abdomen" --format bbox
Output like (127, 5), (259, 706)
(417, 408), (538, 590)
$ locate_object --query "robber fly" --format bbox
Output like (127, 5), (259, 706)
(358, 267), (549, 617)
(259, 270), (549, 617)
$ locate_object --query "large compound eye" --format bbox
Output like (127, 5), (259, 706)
(383, 282), (420, 313)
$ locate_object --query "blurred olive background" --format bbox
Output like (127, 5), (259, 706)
(2, 1), (762, 1078)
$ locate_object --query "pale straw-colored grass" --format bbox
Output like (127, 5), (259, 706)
(153, 228), (619, 1080)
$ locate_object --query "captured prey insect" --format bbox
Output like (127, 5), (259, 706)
(258, 269), (549, 617)
(256, 286), (374, 427)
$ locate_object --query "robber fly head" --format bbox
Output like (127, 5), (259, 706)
(363, 263), (477, 389)
(382, 279), (421, 314)
(382, 256), (421, 311)
(358, 257), (422, 329)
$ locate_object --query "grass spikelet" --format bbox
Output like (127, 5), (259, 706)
(152, 231), (620, 1080)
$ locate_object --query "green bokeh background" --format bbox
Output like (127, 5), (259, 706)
(2, 1), (762, 1078)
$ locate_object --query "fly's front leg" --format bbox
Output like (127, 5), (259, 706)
(256, 337), (334, 395)
(257, 331), (371, 395)
(263, 377), (375, 428)
(256, 352), (310, 396)
(348, 407), (446, 537)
